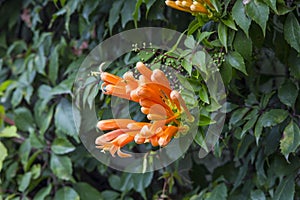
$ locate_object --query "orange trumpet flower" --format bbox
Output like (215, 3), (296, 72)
(165, 0), (214, 15)
(96, 62), (194, 157)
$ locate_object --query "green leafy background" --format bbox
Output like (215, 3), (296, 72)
(0, 0), (299, 199)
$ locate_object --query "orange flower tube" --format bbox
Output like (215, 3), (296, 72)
(101, 72), (124, 86)
(136, 62), (153, 81)
(97, 119), (135, 131)
(165, 0), (192, 13)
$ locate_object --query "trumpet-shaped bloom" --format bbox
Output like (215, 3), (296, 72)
(96, 62), (193, 157)
(165, 0), (215, 15)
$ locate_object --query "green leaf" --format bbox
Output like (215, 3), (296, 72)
(191, 51), (206, 75)
(49, 46), (59, 85)
(250, 189), (266, 200)
(218, 22), (228, 52)
(184, 35), (196, 49)
(19, 139), (31, 168)
(50, 154), (73, 181)
(120, 0), (136, 28)
(220, 61), (232, 85)
(206, 183), (227, 200)
(188, 19), (205, 35)
(225, 51), (247, 75)
(263, 0), (277, 12)
(233, 30), (253, 61)
(31, 164), (41, 179)
(34, 185), (52, 200)
(284, 13), (300, 53)
(51, 78), (73, 95)
(260, 109), (289, 127)
(277, 3), (293, 15)
(51, 137), (75, 155)
(221, 17), (237, 31)
(82, 0), (99, 22)
(11, 87), (23, 107)
(273, 175), (295, 200)
(29, 131), (44, 149)
(260, 91), (275, 109)
(229, 107), (250, 126)
(0, 126), (19, 138)
(255, 109), (289, 144)
(55, 98), (77, 136)
(232, 0), (251, 37)
(14, 107), (35, 132)
(241, 114), (258, 137)
(181, 59), (193, 76)
(199, 85), (209, 104)
(280, 120), (300, 161)
(199, 115), (216, 126)
(133, 0), (143, 27)
(54, 187), (80, 200)
(278, 80), (298, 107)
(197, 31), (214, 43)
(235, 135), (255, 158)
(145, 0), (156, 18)
(108, 1), (124, 34)
(101, 190), (120, 200)
(18, 172), (32, 192)
(195, 128), (209, 153)
(245, 1), (269, 36)
(73, 182), (102, 200)
(132, 172), (153, 192)
(108, 175), (122, 191)
(288, 50), (300, 79)
(0, 141), (8, 172)
(35, 104), (54, 135)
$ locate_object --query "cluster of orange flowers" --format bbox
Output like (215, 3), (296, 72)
(95, 62), (194, 157)
(165, 0), (215, 15)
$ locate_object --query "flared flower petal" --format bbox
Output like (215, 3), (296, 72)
(97, 119), (136, 131)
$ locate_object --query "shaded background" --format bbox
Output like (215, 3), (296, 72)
(0, 0), (299, 199)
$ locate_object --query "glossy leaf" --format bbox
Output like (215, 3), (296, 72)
(284, 13), (300, 53)
(34, 185), (52, 200)
(0, 126), (19, 138)
(0, 141), (7, 172)
(278, 80), (298, 107)
(73, 182), (102, 200)
(50, 154), (73, 181)
(280, 120), (300, 161)
(14, 107), (35, 132)
(233, 30), (253, 61)
(225, 51), (247, 75)
(51, 137), (75, 155)
(108, 1), (124, 34)
(206, 183), (227, 200)
(273, 175), (295, 200)
(218, 22), (228, 52)
(54, 98), (77, 136)
(232, 0), (251, 37)
(53, 187), (80, 200)
(245, 1), (269, 36)
(18, 172), (32, 192)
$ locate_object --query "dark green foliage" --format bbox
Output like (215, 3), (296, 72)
(0, 0), (299, 199)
